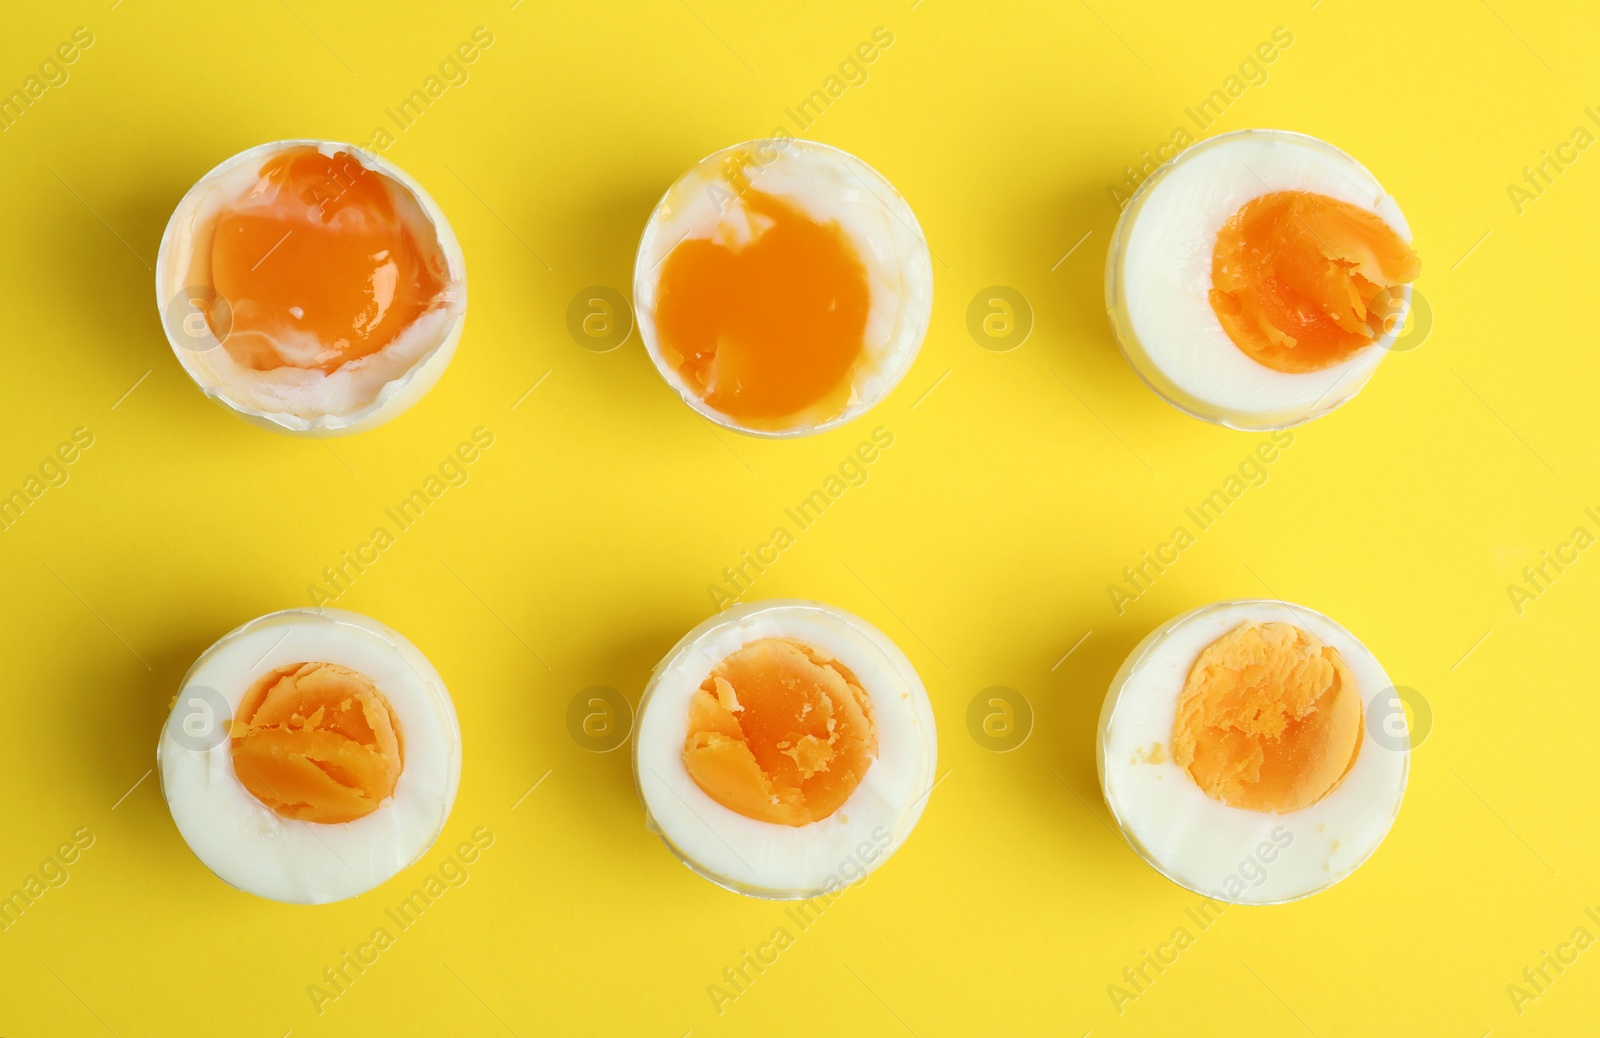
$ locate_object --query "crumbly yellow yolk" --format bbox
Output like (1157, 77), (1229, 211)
(655, 181), (871, 430)
(230, 662), (404, 824)
(1210, 190), (1421, 374)
(196, 146), (445, 373)
(1172, 622), (1361, 813)
(683, 638), (877, 826)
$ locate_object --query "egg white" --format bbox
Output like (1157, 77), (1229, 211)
(634, 139), (934, 437)
(156, 140), (467, 436)
(1107, 129), (1413, 429)
(634, 600), (938, 898)
(1097, 599), (1407, 904)
(157, 608), (462, 904)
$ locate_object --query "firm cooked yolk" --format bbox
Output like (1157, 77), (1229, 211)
(1210, 191), (1421, 374)
(200, 147), (445, 373)
(230, 662), (404, 824)
(1172, 623), (1361, 813)
(655, 186), (871, 429)
(683, 637), (877, 826)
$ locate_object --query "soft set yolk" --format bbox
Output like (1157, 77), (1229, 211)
(1172, 623), (1361, 813)
(655, 186), (871, 429)
(1210, 191), (1421, 374)
(230, 662), (404, 824)
(683, 638), (877, 826)
(202, 147), (444, 373)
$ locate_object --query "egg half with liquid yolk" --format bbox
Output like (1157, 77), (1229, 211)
(634, 600), (938, 898)
(1097, 600), (1407, 904)
(158, 608), (461, 904)
(157, 141), (466, 434)
(1106, 129), (1420, 429)
(634, 139), (934, 437)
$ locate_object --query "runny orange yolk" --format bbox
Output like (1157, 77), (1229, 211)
(654, 186), (872, 429)
(1209, 191), (1421, 374)
(1172, 623), (1362, 813)
(683, 638), (878, 826)
(200, 147), (444, 373)
(230, 662), (404, 824)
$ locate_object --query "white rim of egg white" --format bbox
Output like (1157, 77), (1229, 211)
(157, 608), (462, 904)
(633, 139), (934, 438)
(1106, 129), (1413, 430)
(156, 140), (468, 436)
(1097, 599), (1407, 905)
(634, 599), (938, 899)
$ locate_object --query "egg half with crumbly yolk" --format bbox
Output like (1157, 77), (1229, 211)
(635, 600), (938, 898)
(1107, 129), (1420, 429)
(634, 139), (934, 437)
(1097, 600), (1408, 904)
(158, 608), (462, 904)
(157, 140), (466, 435)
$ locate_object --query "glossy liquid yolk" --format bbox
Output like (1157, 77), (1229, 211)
(230, 662), (404, 824)
(1210, 191), (1421, 374)
(1172, 623), (1361, 813)
(655, 188), (871, 429)
(205, 147), (444, 373)
(683, 638), (877, 826)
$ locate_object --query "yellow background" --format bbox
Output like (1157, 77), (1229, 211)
(0, 0), (1595, 1034)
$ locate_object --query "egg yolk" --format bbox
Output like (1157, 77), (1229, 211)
(683, 638), (877, 826)
(1209, 191), (1421, 374)
(230, 662), (404, 824)
(654, 184), (871, 429)
(1172, 623), (1361, 813)
(199, 147), (445, 373)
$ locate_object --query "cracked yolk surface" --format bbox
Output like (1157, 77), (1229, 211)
(1210, 191), (1420, 374)
(683, 638), (877, 826)
(1172, 623), (1361, 813)
(200, 146), (445, 373)
(655, 186), (871, 429)
(230, 662), (404, 824)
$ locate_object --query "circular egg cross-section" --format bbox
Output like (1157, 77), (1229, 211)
(635, 140), (933, 437)
(156, 140), (467, 435)
(635, 600), (938, 899)
(158, 608), (461, 904)
(1106, 129), (1419, 430)
(1097, 599), (1407, 905)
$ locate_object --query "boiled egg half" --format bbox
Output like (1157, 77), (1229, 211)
(1107, 129), (1419, 429)
(635, 139), (933, 436)
(157, 141), (467, 434)
(158, 608), (462, 904)
(634, 600), (938, 898)
(1097, 599), (1407, 904)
